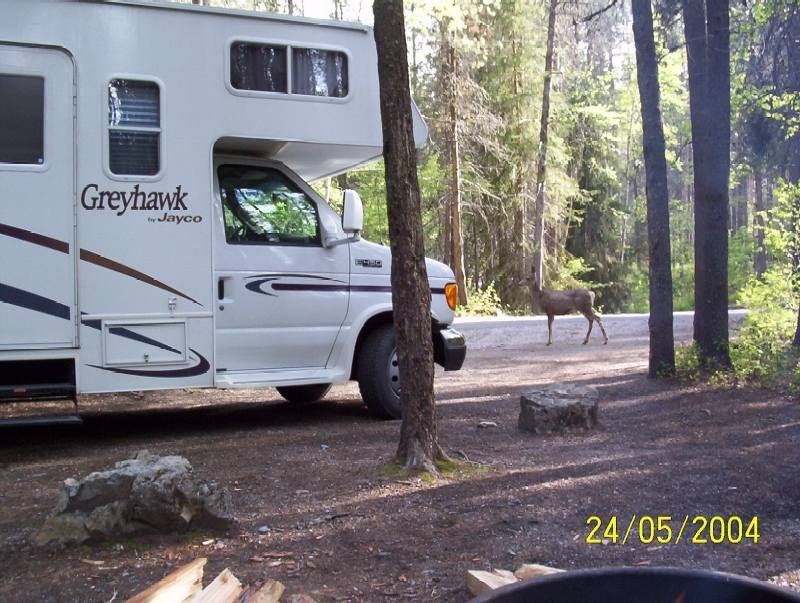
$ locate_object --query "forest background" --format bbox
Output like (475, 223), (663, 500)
(185, 0), (800, 383)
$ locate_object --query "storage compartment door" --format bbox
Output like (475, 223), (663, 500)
(103, 321), (188, 367)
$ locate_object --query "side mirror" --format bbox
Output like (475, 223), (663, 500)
(342, 189), (364, 233)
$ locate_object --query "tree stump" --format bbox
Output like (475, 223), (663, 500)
(518, 384), (599, 434)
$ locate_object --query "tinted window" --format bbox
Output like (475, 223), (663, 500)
(108, 79), (160, 176)
(292, 48), (348, 97)
(218, 165), (320, 246)
(109, 131), (159, 176)
(0, 74), (44, 165)
(230, 42), (288, 93)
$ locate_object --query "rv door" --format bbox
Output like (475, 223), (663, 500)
(213, 162), (349, 373)
(0, 46), (77, 350)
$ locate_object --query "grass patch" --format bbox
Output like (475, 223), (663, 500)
(377, 456), (488, 482)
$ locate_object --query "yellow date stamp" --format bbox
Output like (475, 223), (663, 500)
(585, 515), (760, 545)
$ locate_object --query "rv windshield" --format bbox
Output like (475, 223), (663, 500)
(218, 165), (320, 246)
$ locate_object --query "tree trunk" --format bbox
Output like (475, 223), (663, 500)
(446, 40), (468, 306)
(633, 0), (676, 378)
(794, 304), (800, 348)
(373, 0), (442, 474)
(532, 0), (558, 289)
(682, 0), (731, 368)
(788, 25), (800, 347)
(511, 39), (528, 285)
(753, 170), (767, 277)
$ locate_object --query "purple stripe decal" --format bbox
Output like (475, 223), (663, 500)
(250, 282), (441, 295)
(87, 349), (210, 378)
(350, 285), (393, 293)
(0, 222), (70, 254)
(107, 326), (183, 356)
(249, 273), (343, 281)
(272, 283), (350, 292)
(0, 283), (70, 320)
(79, 315), (181, 356)
(0, 223), (201, 307)
(80, 248), (202, 306)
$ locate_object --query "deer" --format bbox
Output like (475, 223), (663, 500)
(521, 267), (608, 346)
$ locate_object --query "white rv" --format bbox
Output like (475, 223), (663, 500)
(0, 0), (466, 424)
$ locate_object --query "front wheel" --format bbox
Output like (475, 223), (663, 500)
(356, 324), (401, 419)
(276, 383), (331, 403)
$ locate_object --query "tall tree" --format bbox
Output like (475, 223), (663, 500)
(444, 33), (468, 305)
(532, 0), (558, 291)
(682, 0), (732, 368)
(633, 0), (675, 377)
(373, 0), (443, 473)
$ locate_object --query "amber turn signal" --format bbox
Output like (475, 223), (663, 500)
(445, 282), (458, 310)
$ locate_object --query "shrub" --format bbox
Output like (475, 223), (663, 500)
(730, 266), (797, 383)
(456, 280), (505, 317)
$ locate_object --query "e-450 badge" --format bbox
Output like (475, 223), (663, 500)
(355, 259), (383, 268)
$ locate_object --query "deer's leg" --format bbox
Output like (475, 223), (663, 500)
(547, 315), (554, 346)
(595, 314), (608, 344)
(582, 313), (593, 344)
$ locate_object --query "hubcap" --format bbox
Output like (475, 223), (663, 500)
(388, 348), (400, 397)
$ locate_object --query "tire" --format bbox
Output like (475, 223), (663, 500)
(356, 324), (401, 419)
(276, 383), (331, 403)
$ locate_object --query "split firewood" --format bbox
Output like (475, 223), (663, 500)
(126, 558), (207, 603)
(190, 568), (244, 603)
(241, 579), (285, 603)
(466, 570), (518, 596)
(513, 563), (564, 581)
(492, 569), (517, 580)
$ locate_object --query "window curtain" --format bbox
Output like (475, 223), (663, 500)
(292, 49), (348, 97)
(231, 43), (287, 92)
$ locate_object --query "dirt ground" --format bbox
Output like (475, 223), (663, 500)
(2, 312), (800, 602)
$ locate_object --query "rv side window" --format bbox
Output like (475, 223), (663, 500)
(218, 165), (320, 246)
(230, 43), (288, 93)
(292, 49), (348, 97)
(107, 79), (160, 176)
(0, 74), (44, 165)
(229, 42), (348, 98)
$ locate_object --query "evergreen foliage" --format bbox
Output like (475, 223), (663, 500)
(179, 0), (800, 376)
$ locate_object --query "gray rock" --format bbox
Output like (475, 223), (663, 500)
(175, 478), (234, 529)
(34, 451), (234, 545)
(34, 512), (90, 546)
(84, 501), (130, 536)
(518, 384), (599, 434)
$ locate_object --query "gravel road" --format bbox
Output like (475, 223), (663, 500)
(455, 309), (747, 351)
(434, 310), (748, 396)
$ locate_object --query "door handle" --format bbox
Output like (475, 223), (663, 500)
(218, 278), (225, 301)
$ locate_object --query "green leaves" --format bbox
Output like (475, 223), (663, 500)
(730, 181), (800, 384)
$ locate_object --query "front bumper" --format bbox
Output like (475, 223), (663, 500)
(433, 327), (467, 371)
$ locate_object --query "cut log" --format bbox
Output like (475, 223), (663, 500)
(492, 569), (517, 580)
(466, 570), (518, 596)
(126, 558), (207, 603)
(514, 563), (564, 580)
(242, 579), (285, 603)
(190, 568), (244, 603)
